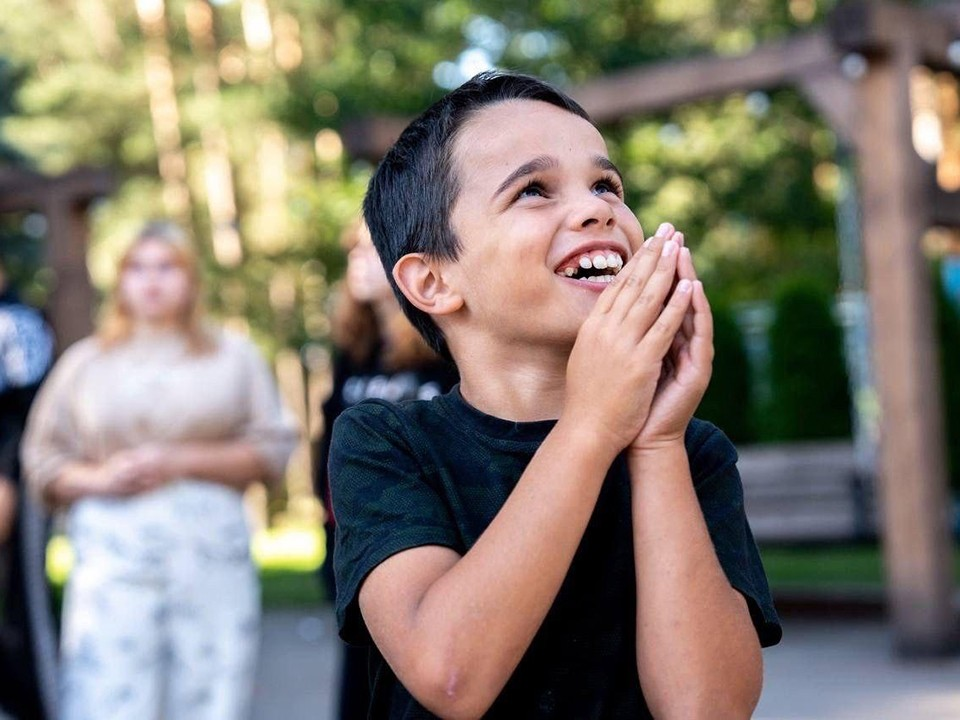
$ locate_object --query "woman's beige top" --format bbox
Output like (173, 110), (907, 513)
(21, 328), (298, 503)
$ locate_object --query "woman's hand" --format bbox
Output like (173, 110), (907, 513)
(99, 445), (173, 496)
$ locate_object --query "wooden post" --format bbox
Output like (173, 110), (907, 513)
(852, 23), (958, 655)
(42, 193), (97, 351)
(0, 167), (113, 351)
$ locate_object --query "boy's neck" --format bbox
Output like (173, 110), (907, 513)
(453, 337), (569, 422)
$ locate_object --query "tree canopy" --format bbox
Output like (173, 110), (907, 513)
(0, 0), (844, 355)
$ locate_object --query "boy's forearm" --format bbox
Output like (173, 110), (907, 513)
(381, 417), (617, 717)
(629, 442), (762, 720)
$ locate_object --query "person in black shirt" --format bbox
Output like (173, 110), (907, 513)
(0, 257), (57, 719)
(330, 72), (781, 719)
(316, 220), (457, 719)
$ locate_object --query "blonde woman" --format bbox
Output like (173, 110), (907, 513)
(21, 222), (298, 720)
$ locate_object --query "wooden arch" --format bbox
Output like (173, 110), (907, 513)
(343, 0), (959, 656)
(0, 166), (114, 351)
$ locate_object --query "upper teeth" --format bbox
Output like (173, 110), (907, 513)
(564, 251), (624, 276)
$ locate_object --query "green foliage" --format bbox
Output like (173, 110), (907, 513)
(764, 279), (852, 441)
(934, 268), (960, 494)
(0, 0), (845, 357)
(696, 302), (753, 443)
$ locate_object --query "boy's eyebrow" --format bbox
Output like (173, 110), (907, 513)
(492, 155), (559, 199)
(491, 155), (624, 200)
(594, 155), (623, 179)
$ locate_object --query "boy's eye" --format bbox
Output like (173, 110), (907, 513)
(593, 174), (624, 197)
(516, 181), (545, 200)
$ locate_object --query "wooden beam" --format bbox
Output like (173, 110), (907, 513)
(0, 167), (113, 350)
(341, 30), (846, 160)
(830, 0), (960, 71)
(798, 70), (859, 143)
(340, 116), (409, 164)
(0, 167), (114, 213)
(569, 30), (838, 123)
(854, 31), (958, 656)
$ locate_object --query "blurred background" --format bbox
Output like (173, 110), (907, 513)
(1, 0), (959, 718)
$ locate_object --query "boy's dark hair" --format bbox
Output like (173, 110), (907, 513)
(363, 71), (591, 358)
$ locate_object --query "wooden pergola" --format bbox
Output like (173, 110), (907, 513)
(343, 0), (960, 656)
(575, 0), (960, 657)
(0, 166), (114, 351)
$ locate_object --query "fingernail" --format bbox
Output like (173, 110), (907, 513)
(643, 236), (653, 248)
(656, 223), (672, 237)
(674, 232), (684, 246)
(661, 240), (677, 257)
(681, 246), (691, 259)
(677, 279), (692, 293)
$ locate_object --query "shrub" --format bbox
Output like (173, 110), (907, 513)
(696, 302), (754, 443)
(765, 280), (852, 441)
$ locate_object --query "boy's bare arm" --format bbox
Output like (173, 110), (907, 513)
(358, 230), (688, 720)
(630, 247), (763, 719)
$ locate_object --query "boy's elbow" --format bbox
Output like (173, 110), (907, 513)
(411, 653), (499, 720)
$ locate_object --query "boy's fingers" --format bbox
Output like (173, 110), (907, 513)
(595, 231), (667, 314)
(639, 278), (693, 358)
(688, 281), (714, 365)
(617, 239), (681, 330)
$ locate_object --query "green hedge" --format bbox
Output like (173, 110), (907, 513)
(696, 303), (754, 444)
(763, 280), (852, 442)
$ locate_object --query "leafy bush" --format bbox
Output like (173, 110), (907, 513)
(696, 302), (754, 443)
(764, 280), (852, 441)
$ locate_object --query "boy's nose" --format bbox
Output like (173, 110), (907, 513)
(570, 193), (616, 230)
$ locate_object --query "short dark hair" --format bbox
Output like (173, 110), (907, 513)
(362, 70), (591, 358)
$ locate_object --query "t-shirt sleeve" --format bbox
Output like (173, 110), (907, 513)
(230, 333), (300, 487)
(687, 420), (783, 648)
(329, 401), (461, 645)
(20, 339), (97, 508)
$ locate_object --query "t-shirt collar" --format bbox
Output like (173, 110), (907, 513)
(438, 384), (558, 444)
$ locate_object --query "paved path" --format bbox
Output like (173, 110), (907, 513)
(255, 609), (960, 720)
(755, 618), (960, 720)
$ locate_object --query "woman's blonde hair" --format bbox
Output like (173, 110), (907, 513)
(98, 221), (215, 353)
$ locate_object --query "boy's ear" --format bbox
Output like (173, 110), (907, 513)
(392, 253), (464, 317)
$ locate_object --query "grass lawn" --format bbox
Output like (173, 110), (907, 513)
(45, 531), (960, 610)
(759, 542), (960, 589)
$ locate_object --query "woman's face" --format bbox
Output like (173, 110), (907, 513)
(119, 239), (193, 325)
(346, 231), (393, 304)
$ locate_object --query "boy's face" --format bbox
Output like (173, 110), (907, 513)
(444, 99), (644, 350)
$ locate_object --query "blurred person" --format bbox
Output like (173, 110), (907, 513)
(314, 220), (456, 720)
(0, 255), (57, 720)
(21, 221), (298, 720)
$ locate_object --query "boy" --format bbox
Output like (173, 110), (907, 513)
(330, 71), (781, 719)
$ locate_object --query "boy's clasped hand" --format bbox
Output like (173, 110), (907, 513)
(566, 221), (713, 456)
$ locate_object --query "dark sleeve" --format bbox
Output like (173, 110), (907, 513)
(0, 383), (41, 483)
(329, 401), (462, 645)
(314, 354), (351, 516)
(686, 419), (783, 648)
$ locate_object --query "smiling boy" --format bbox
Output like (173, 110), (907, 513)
(330, 71), (781, 719)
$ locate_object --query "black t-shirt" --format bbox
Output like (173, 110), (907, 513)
(330, 387), (782, 719)
(315, 348), (458, 524)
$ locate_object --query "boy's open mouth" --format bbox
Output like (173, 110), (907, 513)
(555, 250), (625, 284)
